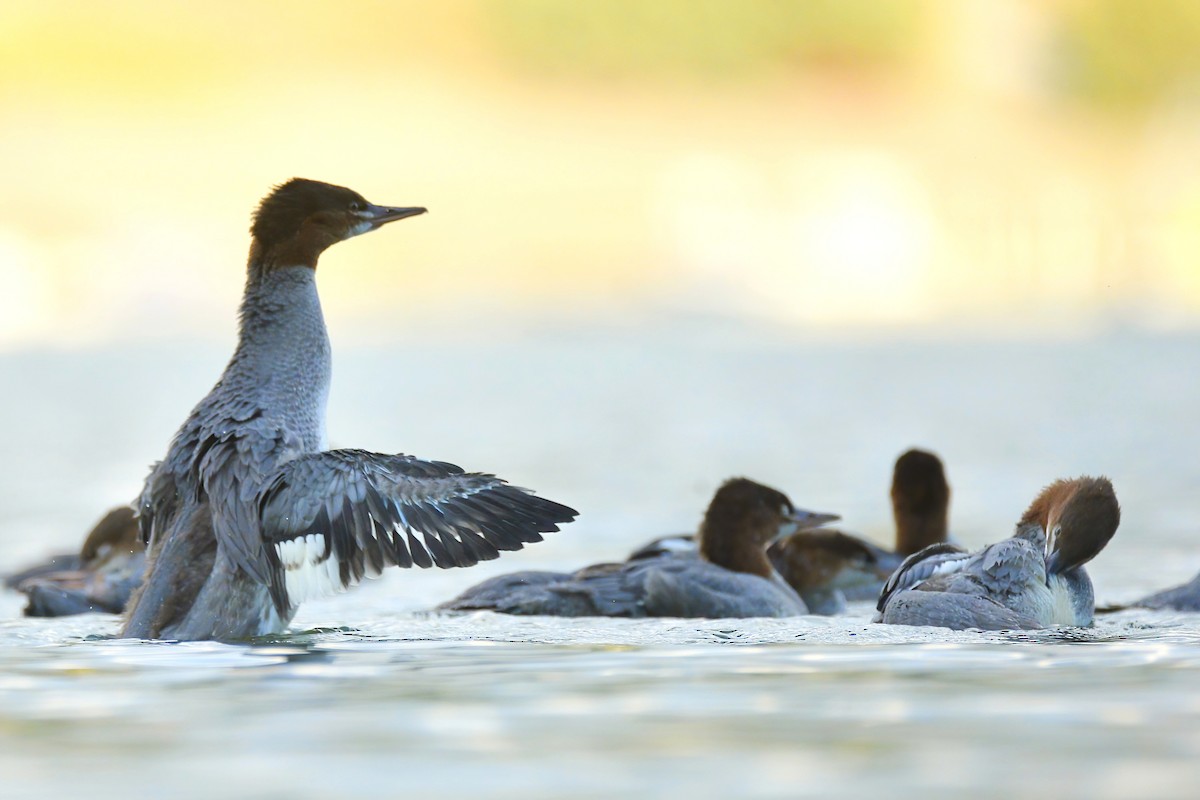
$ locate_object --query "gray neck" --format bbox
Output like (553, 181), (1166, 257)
(221, 265), (331, 445)
(1050, 567), (1095, 626)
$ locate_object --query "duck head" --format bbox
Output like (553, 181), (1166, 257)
(697, 478), (839, 578)
(891, 448), (950, 555)
(249, 178), (426, 275)
(1019, 477), (1120, 575)
(79, 506), (142, 566)
(768, 530), (894, 594)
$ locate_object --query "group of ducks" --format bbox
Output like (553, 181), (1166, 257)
(4, 178), (1195, 642)
(441, 449), (949, 619)
(9, 446), (1196, 630)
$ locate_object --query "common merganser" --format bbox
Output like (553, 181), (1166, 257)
(120, 179), (576, 641)
(5, 506), (144, 616)
(875, 476), (1120, 630)
(438, 478), (822, 618)
(625, 448), (951, 615)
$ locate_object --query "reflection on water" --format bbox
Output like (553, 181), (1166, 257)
(2, 325), (1200, 798)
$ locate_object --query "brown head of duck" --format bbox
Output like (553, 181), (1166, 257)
(247, 178), (426, 282)
(1019, 476), (1120, 576)
(892, 448), (950, 555)
(697, 478), (839, 578)
(767, 528), (894, 601)
(80, 506), (142, 568)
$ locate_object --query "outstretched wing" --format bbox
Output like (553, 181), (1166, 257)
(255, 449), (577, 614)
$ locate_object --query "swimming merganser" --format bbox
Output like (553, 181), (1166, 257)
(5, 506), (144, 616)
(120, 179), (576, 641)
(626, 449), (951, 614)
(1025, 477), (1119, 624)
(438, 478), (820, 618)
(875, 476), (1120, 630)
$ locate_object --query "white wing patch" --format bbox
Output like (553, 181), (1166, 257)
(928, 555), (972, 580)
(276, 533), (345, 604)
(656, 537), (697, 554)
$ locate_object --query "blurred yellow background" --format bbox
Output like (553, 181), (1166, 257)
(2, 0), (1200, 346)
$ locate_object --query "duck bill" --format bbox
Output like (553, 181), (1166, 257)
(1043, 525), (1061, 577)
(363, 204), (427, 229)
(774, 508), (841, 541)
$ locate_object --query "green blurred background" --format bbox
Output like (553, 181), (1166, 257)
(2, 0), (1200, 346)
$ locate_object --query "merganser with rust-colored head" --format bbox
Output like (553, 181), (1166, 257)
(626, 449), (951, 614)
(120, 179), (576, 641)
(875, 476), (1120, 630)
(439, 478), (823, 618)
(1022, 476), (1120, 624)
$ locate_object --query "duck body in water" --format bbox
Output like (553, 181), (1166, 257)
(628, 449), (951, 614)
(1117, 575), (1200, 612)
(875, 477), (1120, 630)
(121, 179), (576, 642)
(5, 506), (144, 616)
(439, 479), (828, 618)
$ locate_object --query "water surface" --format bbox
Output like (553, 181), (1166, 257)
(2, 324), (1198, 798)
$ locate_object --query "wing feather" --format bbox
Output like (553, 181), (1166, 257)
(256, 449), (576, 613)
(876, 542), (971, 612)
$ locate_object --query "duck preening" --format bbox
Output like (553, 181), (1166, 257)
(439, 478), (822, 618)
(119, 179), (576, 641)
(875, 476), (1120, 630)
